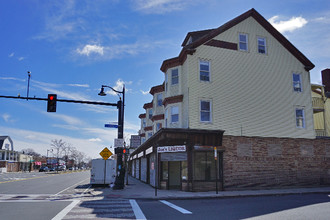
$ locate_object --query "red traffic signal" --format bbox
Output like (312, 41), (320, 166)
(123, 149), (126, 154)
(47, 94), (57, 112)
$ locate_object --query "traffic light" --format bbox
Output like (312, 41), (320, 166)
(115, 147), (123, 154)
(47, 94), (57, 112)
(115, 147), (129, 154)
(123, 148), (129, 154)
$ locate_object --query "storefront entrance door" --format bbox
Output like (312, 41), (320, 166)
(168, 161), (181, 189)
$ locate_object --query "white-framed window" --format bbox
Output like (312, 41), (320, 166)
(257, 37), (266, 54)
(239, 33), (248, 51)
(171, 68), (179, 85)
(141, 137), (146, 144)
(164, 108), (168, 128)
(147, 132), (153, 139)
(200, 100), (212, 122)
(157, 93), (163, 106)
(200, 60), (210, 82)
(148, 109), (153, 119)
(295, 108), (305, 128)
(142, 118), (146, 128)
(293, 73), (302, 92)
(171, 106), (179, 123)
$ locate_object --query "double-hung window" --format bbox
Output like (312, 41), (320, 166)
(296, 108), (305, 128)
(200, 60), (210, 82)
(171, 106), (179, 123)
(200, 100), (212, 122)
(171, 68), (179, 85)
(142, 118), (146, 128)
(293, 73), (302, 92)
(258, 37), (266, 54)
(157, 94), (163, 106)
(148, 109), (153, 119)
(239, 33), (248, 51)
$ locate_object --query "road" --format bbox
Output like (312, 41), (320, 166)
(0, 171), (329, 219)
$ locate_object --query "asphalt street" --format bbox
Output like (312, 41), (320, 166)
(0, 171), (329, 219)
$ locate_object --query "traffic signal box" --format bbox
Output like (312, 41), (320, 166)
(47, 94), (57, 112)
(115, 147), (129, 154)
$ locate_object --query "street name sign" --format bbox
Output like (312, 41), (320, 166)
(105, 124), (118, 128)
(100, 147), (112, 160)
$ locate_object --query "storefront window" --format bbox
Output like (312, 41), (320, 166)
(194, 151), (217, 181)
(181, 161), (188, 181)
(161, 161), (168, 180)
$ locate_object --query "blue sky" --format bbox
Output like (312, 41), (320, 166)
(1, 0), (330, 159)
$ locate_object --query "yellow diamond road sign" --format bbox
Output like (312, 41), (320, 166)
(100, 147), (112, 160)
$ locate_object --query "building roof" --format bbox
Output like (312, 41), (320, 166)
(0, 136), (13, 151)
(161, 8), (315, 73)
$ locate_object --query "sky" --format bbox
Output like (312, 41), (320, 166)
(1, 0), (330, 159)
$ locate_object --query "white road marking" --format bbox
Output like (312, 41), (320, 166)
(159, 200), (192, 214)
(55, 178), (89, 195)
(129, 199), (146, 220)
(52, 199), (80, 220)
(81, 184), (91, 195)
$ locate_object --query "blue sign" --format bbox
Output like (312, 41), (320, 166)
(105, 124), (118, 128)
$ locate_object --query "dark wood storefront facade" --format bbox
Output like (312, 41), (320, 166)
(129, 128), (225, 192)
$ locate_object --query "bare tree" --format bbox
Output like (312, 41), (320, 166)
(50, 139), (67, 171)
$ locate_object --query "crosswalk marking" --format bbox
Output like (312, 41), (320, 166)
(159, 200), (192, 214)
(52, 200), (80, 220)
(130, 199), (146, 220)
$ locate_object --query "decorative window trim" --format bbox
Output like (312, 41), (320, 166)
(171, 105), (179, 123)
(199, 60), (211, 82)
(200, 99), (212, 123)
(238, 33), (249, 52)
(293, 73), (302, 92)
(157, 93), (163, 107)
(257, 36), (267, 54)
(295, 107), (305, 128)
(171, 68), (179, 85)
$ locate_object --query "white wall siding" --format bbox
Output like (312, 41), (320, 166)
(186, 17), (315, 139)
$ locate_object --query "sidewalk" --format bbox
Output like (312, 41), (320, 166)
(89, 176), (330, 200)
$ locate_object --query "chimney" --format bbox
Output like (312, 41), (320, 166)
(321, 69), (330, 92)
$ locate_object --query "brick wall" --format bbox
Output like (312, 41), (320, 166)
(222, 135), (330, 190)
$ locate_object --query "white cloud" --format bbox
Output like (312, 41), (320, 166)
(76, 44), (104, 56)
(8, 52), (14, 57)
(18, 57), (25, 61)
(268, 16), (308, 33)
(132, 0), (189, 14)
(67, 83), (90, 88)
(140, 90), (150, 95)
(2, 114), (11, 122)
(88, 138), (102, 142)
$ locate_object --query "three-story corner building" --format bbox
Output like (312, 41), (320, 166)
(131, 8), (330, 192)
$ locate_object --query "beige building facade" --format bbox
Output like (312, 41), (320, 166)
(132, 9), (330, 191)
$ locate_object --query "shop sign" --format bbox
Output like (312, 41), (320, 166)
(157, 145), (186, 153)
(138, 151), (144, 158)
(146, 147), (153, 155)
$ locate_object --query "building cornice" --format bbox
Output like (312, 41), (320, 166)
(163, 95), (183, 107)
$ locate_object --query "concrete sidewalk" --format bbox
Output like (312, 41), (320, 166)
(89, 176), (330, 200)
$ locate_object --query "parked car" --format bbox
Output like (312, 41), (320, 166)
(49, 167), (55, 172)
(39, 167), (49, 172)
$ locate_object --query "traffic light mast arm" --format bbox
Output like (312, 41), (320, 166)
(0, 95), (118, 106)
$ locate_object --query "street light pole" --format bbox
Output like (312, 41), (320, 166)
(98, 84), (125, 189)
